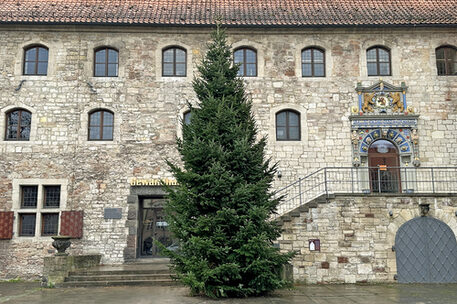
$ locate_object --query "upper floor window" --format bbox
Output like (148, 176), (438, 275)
(5, 109), (31, 141)
(94, 47), (119, 77)
(302, 47), (325, 77)
(88, 110), (114, 141)
(234, 47), (257, 77)
(276, 110), (300, 141)
(183, 110), (192, 125)
(367, 46), (391, 76)
(436, 46), (457, 76)
(162, 47), (186, 77)
(24, 45), (48, 75)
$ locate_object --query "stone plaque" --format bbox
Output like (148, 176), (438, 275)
(104, 208), (122, 219)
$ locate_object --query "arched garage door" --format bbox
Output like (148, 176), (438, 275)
(395, 217), (457, 283)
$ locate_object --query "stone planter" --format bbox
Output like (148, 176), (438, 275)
(51, 236), (72, 256)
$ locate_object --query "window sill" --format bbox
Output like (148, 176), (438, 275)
(274, 140), (304, 146)
(159, 76), (190, 82)
(19, 75), (50, 80)
(88, 76), (123, 82)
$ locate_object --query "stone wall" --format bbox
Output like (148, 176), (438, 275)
(278, 195), (457, 283)
(0, 25), (456, 279)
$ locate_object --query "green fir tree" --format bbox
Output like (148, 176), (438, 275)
(164, 25), (293, 298)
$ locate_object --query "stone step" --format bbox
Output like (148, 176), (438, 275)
(59, 279), (178, 288)
(68, 268), (171, 276)
(65, 273), (173, 282)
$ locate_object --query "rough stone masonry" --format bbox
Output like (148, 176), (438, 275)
(0, 25), (456, 281)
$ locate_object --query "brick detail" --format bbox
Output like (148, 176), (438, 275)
(0, 211), (14, 239)
(321, 261), (330, 269)
(365, 213), (375, 218)
(338, 256), (349, 264)
(60, 211), (83, 239)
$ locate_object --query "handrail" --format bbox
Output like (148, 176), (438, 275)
(273, 166), (457, 219)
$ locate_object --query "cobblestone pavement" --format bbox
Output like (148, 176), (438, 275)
(1, 282), (457, 304)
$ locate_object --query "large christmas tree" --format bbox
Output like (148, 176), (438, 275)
(164, 25), (293, 298)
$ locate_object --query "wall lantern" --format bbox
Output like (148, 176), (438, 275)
(309, 239), (320, 252)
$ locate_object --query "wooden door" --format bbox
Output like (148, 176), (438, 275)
(368, 140), (401, 193)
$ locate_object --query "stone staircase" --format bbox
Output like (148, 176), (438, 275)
(59, 259), (178, 287)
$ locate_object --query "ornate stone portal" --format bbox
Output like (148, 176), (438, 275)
(350, 80), (420, 168)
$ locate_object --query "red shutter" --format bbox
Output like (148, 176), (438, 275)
(0, 211), (14, 239)
(60, 211), (84, 239)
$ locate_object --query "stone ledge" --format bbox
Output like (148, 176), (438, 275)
(43, 255), (102, 287)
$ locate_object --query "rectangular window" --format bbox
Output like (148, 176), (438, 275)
(21, 186), (38, 208)
(41, 213), (59, 236)
(14, 180), (66, 238)
(19, 214), (36, 236)
(44, 186), (61, 208)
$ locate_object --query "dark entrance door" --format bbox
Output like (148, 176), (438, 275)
(138, 197), (172, 257)
(395, 217), (457, 283)
(368, 140), (401, 193)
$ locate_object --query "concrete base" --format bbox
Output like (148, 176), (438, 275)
(43, 255), (102, 287)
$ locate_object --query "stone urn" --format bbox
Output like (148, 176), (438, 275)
(51, 236), (72, 256)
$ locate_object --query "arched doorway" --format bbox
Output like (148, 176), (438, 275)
(395, 217), (457, 283)
(368, 139), (401, 193)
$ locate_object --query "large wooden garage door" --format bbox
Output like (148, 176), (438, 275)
(395, 217), (457, 283)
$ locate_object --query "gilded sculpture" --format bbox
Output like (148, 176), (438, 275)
(391, 92), (404, 112)
(362, 93), (375, 112)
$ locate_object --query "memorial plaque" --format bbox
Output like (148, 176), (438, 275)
(104, 208), (122, 219)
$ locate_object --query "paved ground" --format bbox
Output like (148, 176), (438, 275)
(1, 282), (457, 304)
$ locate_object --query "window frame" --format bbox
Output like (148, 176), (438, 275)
(5, 108), (32, 141)
(275, 109), (301, 141)
(162, 46), (187, 77)
(20, 185), (38, 209)
(41, 213), (59, 236)
(19, 213), (37, 237)
(366, 46), (392, 76)
(88, 109), (114, 141)
(436, 45), (457, 76)
(183, 110), (192, 125)
(301, 47), (326, 77)
(43, 185), (61, 209)
(234, 47), (258, 77)
(94, 46), (119, 77)
(23, 45), (49, 76)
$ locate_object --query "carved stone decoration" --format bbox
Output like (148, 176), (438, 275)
(420, 203), (430, 217)
(351, 80), (420, 168)
(51, 236), (72, 256)
(356, 80), (409, 115)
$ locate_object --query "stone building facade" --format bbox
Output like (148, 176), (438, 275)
(0, 0), (456, 283)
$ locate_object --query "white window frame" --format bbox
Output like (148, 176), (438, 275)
(12, 179), (68, 240)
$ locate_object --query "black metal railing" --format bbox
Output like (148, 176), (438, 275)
(274, 167), (457, 218)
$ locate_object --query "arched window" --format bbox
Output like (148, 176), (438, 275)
(302, 47), (325, 77)
(234, 47), (257, 77)
(276, 110), (300, 141)
(436, 46), (457, 75)
(5, 109), (31, 141)
(24, 45), (48, 75)
(162, 47), (186, 77)
(183, 110), (192, 125)
(88, 110), (114, 141)
(367, 46), (391, 76)
(94, 47), (119, 77)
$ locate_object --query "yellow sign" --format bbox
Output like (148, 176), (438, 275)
(130, 178), (178, 186)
